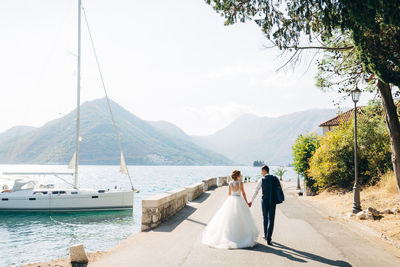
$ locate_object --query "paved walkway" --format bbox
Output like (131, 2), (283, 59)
(91, 183), (400, 267)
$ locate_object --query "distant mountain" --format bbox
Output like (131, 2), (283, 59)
(147, 120), (191, 142)
(0, 126), (36, 144)
(191, 109), (338, 165)
(0, 98), (233, 165)
(0, 98), (340, 166)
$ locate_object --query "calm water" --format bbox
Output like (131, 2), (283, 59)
(0, 165), (296, 266)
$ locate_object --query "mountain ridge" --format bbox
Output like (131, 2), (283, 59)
(0, 98), (340, 166)
(189, 108), (339, 165)
(0, 98), (233, 165)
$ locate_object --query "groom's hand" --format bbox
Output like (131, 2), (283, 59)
(248, 202), (252, 207)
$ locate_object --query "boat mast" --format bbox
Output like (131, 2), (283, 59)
(74, 0), (82, 189)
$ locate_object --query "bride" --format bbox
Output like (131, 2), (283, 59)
(202, 170), (259, 249)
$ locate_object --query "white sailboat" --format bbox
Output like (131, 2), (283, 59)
(0, 0), (134, 212)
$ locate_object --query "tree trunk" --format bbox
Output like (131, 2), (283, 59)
(377, 80), (400, 198)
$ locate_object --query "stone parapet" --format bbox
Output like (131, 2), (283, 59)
(202, 177), (217, 191)
(186, 182), (204, 202)
(218, 176), (228, 186)
(142, 176), (228, 231)
(141, 188), (188, 231)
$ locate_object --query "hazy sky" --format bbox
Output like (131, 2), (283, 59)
(0, 0), (375, 135)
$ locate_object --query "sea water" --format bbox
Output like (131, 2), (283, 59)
(0, 165), (297, 266)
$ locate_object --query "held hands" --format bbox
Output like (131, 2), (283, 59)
(248, 201), (252, 208)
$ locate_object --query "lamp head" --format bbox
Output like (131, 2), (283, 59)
(351, 87), (361, 103)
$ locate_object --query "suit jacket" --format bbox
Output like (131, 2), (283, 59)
(261, 175), (285, 206)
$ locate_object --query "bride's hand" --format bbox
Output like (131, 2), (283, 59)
(248, 202), (252, 208)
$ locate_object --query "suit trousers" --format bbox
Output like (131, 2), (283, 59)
(261, 200), (276, 242)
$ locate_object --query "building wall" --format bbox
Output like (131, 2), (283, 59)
(322, 125), (337, 135)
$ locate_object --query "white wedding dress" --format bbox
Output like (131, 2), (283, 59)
(202, 180), (259, 249)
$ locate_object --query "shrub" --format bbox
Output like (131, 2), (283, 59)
(292, 133), (320, 192)
(309, 106), (392, 190)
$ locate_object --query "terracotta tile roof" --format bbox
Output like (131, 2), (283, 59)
(319, 107), (364, 127)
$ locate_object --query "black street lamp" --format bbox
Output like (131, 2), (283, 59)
(296, 174), (301, 190)
(351, 87), (362, 214)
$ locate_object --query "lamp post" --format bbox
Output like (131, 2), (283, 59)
(351, 87), (362, 214)
(296, 174), (301, 190)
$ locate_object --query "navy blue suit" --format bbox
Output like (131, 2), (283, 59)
(252, 174), (284, 242)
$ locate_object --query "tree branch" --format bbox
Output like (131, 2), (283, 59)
(287, 45), (354, 51)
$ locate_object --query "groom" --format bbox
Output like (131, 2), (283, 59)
(249, 165), (284, 245)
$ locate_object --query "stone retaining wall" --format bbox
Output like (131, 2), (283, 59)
(202, 177), (218, 191)
(141, 188), (187, 231)
(217, 176), (228, 187)
(186, 182), (204, 202)
(141, 176), (228, 231)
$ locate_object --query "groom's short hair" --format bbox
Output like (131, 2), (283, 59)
(261, 165), (269, 173)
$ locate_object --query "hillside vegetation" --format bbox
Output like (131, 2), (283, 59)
(192, 109), (337, 165)
(0, 98), (233, 165)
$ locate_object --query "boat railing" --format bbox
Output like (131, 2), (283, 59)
(2, 172), (75, 189)
(3, 172), (74, 176)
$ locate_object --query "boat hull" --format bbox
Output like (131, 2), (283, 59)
(0, 190), (134, 213)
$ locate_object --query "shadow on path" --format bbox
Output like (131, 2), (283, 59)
(153, 205), (197, 233)
(190, 192), (211, 204)
(186, 218), (207, 226)
(246, 243), (307, 263)
(246, 242), (352, 267)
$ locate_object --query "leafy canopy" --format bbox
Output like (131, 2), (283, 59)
(205, 0), (400, 87)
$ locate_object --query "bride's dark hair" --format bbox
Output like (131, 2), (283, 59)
(230, 170), (241, 181)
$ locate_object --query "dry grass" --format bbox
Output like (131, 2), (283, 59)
(311, 171), (400, 242)
(362, 171), (400, 210)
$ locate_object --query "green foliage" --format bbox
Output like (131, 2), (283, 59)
(205, 0), (400, 89)
(292, 133), (320, 191)
(309, 104), (392, 189)
(315, 31), (377, 94)
(206, 0), (400, 192)
(273, 167), (287, 181)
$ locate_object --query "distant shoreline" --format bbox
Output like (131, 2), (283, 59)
(0, 163), (249, 166)
(0, 163), (294, 167)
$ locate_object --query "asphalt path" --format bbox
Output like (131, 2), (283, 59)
(91, 183), (400, 267)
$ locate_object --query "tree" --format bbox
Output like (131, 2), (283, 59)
(292, 133), (320, 193)
(315, 31), (377, 94)
(309, 104), (392, 189)
(253, 160), (265, 167)
(205, 0), (400, 195)
(273, 167), (287, 181)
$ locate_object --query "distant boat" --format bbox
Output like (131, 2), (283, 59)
(0, 0), (134, 212)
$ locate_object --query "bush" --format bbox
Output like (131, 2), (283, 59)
(292, 133), (320, 192)
(309, 105), (392, 190)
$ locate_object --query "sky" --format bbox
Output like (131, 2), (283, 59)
(0, 0), (375, 136)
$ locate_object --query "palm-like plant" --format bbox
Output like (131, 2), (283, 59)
(273, 167), (287, 181)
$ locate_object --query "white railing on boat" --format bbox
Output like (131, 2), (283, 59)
(2, 172), (74, 176)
